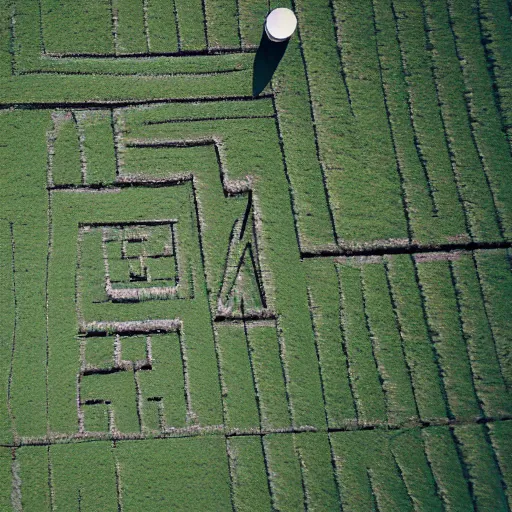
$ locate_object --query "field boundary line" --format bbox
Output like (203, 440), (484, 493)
(301, 240), (512, 259)
(2, 415), (512, 448)
(0, 95), (274, 110)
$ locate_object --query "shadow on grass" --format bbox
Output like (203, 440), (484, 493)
(252, 31), (289, 96)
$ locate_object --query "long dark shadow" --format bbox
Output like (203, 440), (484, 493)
(252, 31), (289, 96)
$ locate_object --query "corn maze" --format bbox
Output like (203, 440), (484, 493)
(0, 0), (511, 510)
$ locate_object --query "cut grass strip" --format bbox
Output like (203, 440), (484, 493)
(264, 433), (305, 511)
(227, 436), (272, 512)
(0, 448), (11, 511)
(76, 110), (117, 186)
(121, 98), (274, 131)
(246, 325), (291, 431)
(361, 262), (417, 426)
(174, 0), (207, 51)
(205, 0), (240, 49)
(217, 324), (260, 431)
(40, 0), (114, 54)
(478, 0), (512, 155)
(373, 0), (450, 244)
(272, 37), (338, 252)
(451, 253), (512, 417)
(488, 420), (512, 509)
(473, 249), (512, 390)
(416, 258), (481, 420)
(114, 0), (147, 54)
(50, 441), (118, 510)
(237, 0), (267, 48)
(337, 263), (386, 425)
(4, 111), (50, 438)
(117, 437), (232, 510)
(385, 254), (447, 422)
(390, 428), (444, 511)
(81, 371), (140, 433)
(48, 218), (87, 434)
(138, 333), (188, 429)
(51, 112), (82, 186)
(0, 70), (254, 103)
(146, 0), (179, 53)
(325, 0), (409, 246)
(304, 258), (356, 428)
(0, 0), (12, 76)
(421, 426), (473, 510)
(0, 221), (14, 444)
(392, 0), (467, 239)
(453, 423), (508, 511)
(17, 445), (51, 511)
(294, 432), (341, 511)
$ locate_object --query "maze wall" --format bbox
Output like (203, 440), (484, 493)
(1, 0), (512, 510)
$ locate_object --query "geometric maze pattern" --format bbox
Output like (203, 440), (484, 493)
(1, 0), (512, 510)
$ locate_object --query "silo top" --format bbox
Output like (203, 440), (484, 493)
(265, 8), (298, 42)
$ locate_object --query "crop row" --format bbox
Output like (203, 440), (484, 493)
(0, 112), (51, 441)
(49, 110), (116, 187)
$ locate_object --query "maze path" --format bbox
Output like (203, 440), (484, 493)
(1, 0), (512, 509)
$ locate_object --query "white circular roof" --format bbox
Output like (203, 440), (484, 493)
(265, 8), (297, 41)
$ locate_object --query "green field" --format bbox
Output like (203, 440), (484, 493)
(1, 0), (511, 509)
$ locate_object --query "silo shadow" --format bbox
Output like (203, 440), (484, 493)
(252, 31), (289, 96)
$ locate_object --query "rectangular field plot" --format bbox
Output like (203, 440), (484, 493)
(116, 437), (232, 511)
(330, 424), (511, 512)
(293, 0), (512, 250)
(305, 251), (512, 428)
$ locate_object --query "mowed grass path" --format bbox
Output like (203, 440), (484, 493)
(0, 0), (511, 510)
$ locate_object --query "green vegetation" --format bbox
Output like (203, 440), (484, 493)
(0, 0), (511, 509)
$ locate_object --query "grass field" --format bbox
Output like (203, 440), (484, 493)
(0, 0), (511, 510)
